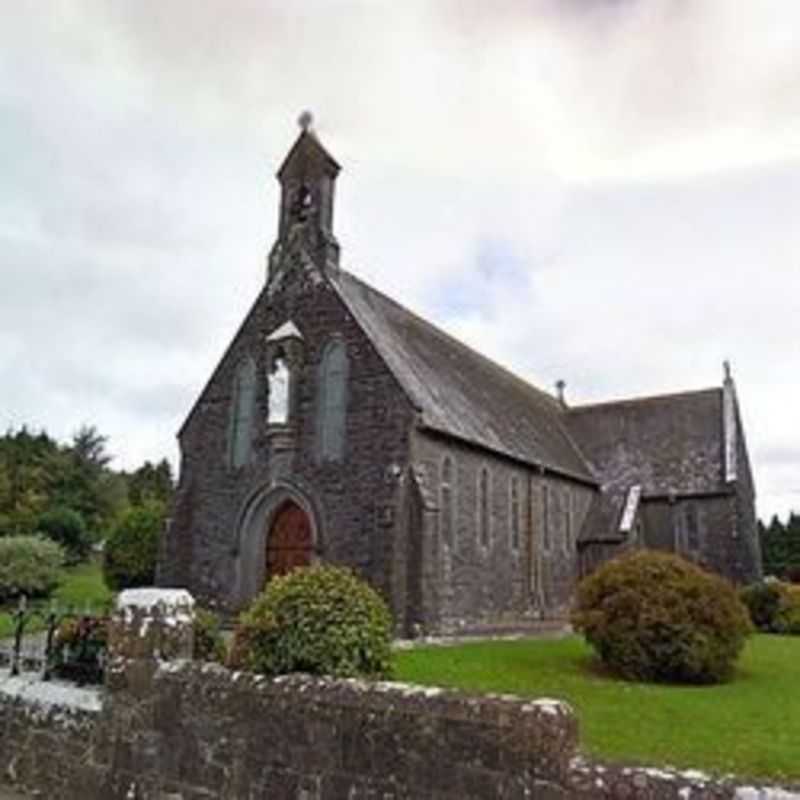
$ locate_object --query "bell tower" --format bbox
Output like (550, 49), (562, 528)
(268, 112), (341, 281)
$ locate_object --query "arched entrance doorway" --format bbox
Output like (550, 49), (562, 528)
(265, 500), (313, 582)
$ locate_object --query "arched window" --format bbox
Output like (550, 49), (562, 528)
(542, 484), (551, 551)
(478, 467), (490, 548)
(510, 476), (520, 551)
(316, 339), (349, 462)
(564, 489), (573, 554)
(440, 457), (454, 547)
(229, 357), (256, 468)
(685, 503), (701, 552)
(268, 354), (290, 424)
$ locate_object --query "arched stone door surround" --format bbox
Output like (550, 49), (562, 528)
(232, 482), (321, 608)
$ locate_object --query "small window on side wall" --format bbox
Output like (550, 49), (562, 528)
(229, 357), (257, 468)
(542, 484), (551, 551)
(441, 456), (454, 547)
(564, 489), (573, 554)
(316, 339), (349, 462)
(685, 503), (701, 552)
(510, 476), (520, 551)
(478, 467), (490, 548)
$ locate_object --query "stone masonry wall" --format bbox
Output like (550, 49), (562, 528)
(411, 431), (595, 633)
(162, 268), (416, 625)
(4, 662), (800, 800)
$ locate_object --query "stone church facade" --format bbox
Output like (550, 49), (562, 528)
(158, 122), (762, 635)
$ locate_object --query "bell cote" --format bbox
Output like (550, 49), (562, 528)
(270, 112), (341, 276)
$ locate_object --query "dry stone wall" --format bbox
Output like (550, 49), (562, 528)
(1, 589), (798, 800)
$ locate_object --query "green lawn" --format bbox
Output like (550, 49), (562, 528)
(393, 634), (800, 782)
(0, 560), (113, 639)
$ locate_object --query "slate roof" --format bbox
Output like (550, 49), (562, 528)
(328, 268), (595, 483)
(565, 389), (727, 542)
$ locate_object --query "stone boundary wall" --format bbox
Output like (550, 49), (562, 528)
(2, 589), (798, 800)
(2, 663), (800, 800)
(0, 674), (106, 796)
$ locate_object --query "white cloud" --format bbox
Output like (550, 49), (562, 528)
(1, 0), (798, 519)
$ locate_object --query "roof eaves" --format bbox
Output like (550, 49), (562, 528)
(417, 421), (600, 488)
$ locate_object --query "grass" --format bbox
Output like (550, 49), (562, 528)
(393, 634), (800, 782)
(0, 559), (113, 639)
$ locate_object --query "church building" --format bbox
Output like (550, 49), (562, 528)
(158, 118), (762, 635)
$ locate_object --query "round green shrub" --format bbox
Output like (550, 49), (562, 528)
(103, 501), (163, 590)
(231, 564), (393, 678)
(37, 507), (91, 564)
(193, 607), (227, 663)
(775, 584), (800, 635)
(572, 550), (752, 684)
(740, 580), (784, 631)
(0, 535), (65, 602)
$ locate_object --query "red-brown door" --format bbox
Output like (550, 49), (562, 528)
(265, 501), (313, 581)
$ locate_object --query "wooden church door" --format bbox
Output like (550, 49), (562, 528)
(265, 501), (313, 582)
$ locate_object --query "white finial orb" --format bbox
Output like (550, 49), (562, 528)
(298, 110), (313, 131)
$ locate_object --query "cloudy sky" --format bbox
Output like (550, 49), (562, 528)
(2, 1), (798, 520)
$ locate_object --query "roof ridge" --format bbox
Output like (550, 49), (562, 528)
(568, 386), (721, 413)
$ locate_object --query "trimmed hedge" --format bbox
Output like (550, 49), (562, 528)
(229, 564), (393, 678)
(572, 550), (752, 684)
(0, 535), (65, 602)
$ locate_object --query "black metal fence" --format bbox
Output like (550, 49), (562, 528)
(0, 595), (110, 685)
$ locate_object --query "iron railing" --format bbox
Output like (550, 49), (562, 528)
(0, 595), (110, 685)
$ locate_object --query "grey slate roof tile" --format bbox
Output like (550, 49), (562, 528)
(329, 268), (595, 483)
(566, 389), (726, 541)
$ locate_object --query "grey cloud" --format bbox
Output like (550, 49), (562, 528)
(1, 1), (798, 519)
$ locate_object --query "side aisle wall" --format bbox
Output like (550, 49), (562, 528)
(410, 431), (595, 633)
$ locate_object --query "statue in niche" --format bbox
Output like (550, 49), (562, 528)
(268, 355), (290, 425)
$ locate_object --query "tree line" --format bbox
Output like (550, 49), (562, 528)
(759, 513), (800, 581)
(0, 426), (173, 588)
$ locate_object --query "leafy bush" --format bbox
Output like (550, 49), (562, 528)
(775, 584), (800, 635)
(740, 580), (784, 631)
(103, 501), (164, 590)
(37, 507), (91, 564)
(194, 607), (227, 663)
(230, 564), (393, 678)
(572, 550), (752, 684)
(0, 535), (65, 602)
(741, 579), (800, 635)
